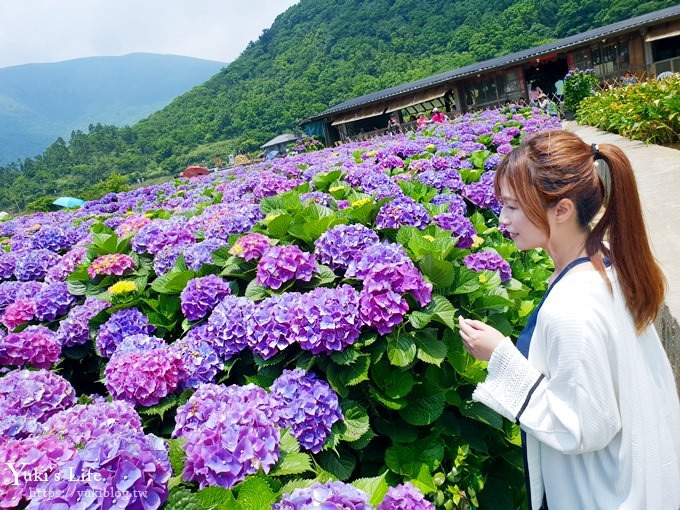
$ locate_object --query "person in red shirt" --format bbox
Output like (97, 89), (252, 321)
(430, 107), (447, 123)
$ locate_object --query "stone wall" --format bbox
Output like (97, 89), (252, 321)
(656, 305), (680, 392)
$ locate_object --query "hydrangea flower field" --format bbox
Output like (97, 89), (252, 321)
(0, 106), (560, 509)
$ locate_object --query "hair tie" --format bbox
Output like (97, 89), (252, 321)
(592, 143), (600, 159)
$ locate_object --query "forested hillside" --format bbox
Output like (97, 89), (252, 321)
(0, 0), (673, 212)
(0, 54), (225, 165)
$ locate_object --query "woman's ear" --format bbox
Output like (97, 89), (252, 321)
(552, 198), (577, 224)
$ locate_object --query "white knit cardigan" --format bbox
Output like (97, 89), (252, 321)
(473, 267), (680, 509)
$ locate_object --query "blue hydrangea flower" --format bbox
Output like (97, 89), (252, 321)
(14, 249), (61, 281)
(206, 295), (254, 360)
(375, 196), (430, 230)
(96, 307), (156, 358)
(293, 285), (362, 354)
(56, 297), (110, 347)
(170, 336), (223, 389)
(270, 368), (343, 453)
(181, 274), (232, 322)
(184, 238), (227, 271)
(274, 481), (371, 509)
(314, 224), (380, 271)
(33, 281), (77, 322)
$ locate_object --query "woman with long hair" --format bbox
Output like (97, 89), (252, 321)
(458, 130), (680, 509)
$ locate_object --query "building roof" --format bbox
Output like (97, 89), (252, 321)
(309, 4), (680, 121)
(260, 133), (299, 149)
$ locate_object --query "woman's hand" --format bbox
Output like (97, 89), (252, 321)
(458, 316), (506, 361)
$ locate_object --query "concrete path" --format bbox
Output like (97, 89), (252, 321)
(562, 121), (680, 321)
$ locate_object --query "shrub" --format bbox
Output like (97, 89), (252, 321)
(563, 68), (598, 114)
(577, 74), (680, 144)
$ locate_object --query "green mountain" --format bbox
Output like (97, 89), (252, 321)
(0, 53), (225, 164)
(0, 0), (674, 212)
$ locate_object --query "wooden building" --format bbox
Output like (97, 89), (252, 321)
(302, 5), (680, 146)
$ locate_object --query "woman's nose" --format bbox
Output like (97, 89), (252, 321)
(499, 207), (510, 225)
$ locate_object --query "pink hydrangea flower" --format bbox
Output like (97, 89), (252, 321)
(0, 298), (37, 331)
(87, 253), (136, 279)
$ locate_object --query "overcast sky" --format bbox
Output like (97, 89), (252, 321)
(0, 0), (300, 69)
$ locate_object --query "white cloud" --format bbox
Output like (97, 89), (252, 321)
(0, 0), (299, 68)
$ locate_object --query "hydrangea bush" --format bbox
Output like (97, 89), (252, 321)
(0, 106), (559, 509)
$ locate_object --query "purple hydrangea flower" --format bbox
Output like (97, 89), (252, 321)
(42, 398), (143, 447)
(96, 307), (156, 358)
(33, 281), (77, 322)
(111, 333), (166, 358)
(0, 281), (43, 315)
(169, 336), (223, 389)
(14, 249), (61, 281)
(314, 224), (380, 271)
(0, 369), (76, 439)
(270, 368), (343, 453)
(56, 297), (111, 347)
(433, 213), (477, 248)
(184, 238), (227, 270)
(417, 168), (464, 192)
(247, 293), (300, 360)
(377, 482), (434, 510)
(203, 213), (259, 241)
(0, 325), (61, 369)
(0, 434), (76, 508)
(181, 274), (232, 322)
(132, 220), (196, 256)
(104, 346), (188, 407)
(463, 251), (512, 282)
(173, 382), (275, 439)
(252, 171), (302, 199)
(462, 177), (502, 215)
(347, 243), (432, 308)
(293, 285), (362, 354)
(26, 433), (171, 510)
(274, 481), (371, 509)
(256, 245), (316, 290)
(0, 251), (18, 280)
(152, 242), (187, 275)
(229, 232), (272, 262)
(359, 281), (410, 335)
(375, 196), (431, 230)
(44, 246), (88, 283)
(430, 193), (467, 216)
(300, 191), (336, 207)
(206, 295), (254, 360)
(174, 383), (280, 489)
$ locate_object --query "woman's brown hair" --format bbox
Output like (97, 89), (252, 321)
(494, 130), (666, 332)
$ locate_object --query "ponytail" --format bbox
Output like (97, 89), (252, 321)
(588, 144), (666, 332)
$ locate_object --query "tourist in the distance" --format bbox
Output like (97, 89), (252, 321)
(458, 130), (680, 509)
(387, 113), (401, 134)
(430, 107), (446, 123)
